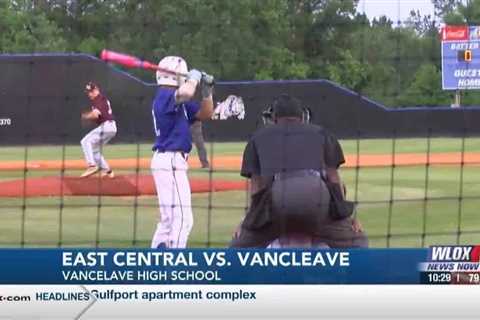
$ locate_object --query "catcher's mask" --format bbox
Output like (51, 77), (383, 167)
(261, 94), (311, 125)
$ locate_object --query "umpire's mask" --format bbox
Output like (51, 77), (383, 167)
(261, 94), (311, 125)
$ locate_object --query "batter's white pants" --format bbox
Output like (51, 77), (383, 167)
(151, 151), (193, 248)
(80, 121), (117, 170)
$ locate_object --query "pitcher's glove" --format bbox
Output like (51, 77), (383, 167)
(80, 110), (94, 128)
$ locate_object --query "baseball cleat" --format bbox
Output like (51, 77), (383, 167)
(101, 170), (115, 178)
(80, 166), (100, 178)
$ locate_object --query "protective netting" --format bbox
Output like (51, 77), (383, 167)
(0, 0), (479, 248)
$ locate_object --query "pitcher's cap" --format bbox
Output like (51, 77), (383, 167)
(85, 81), (99, 93)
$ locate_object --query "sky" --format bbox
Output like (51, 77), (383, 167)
(357, 0), (436, 23)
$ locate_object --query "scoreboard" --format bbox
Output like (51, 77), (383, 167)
(441, 25), (480, 90)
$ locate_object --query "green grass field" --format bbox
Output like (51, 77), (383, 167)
(2, 137), (480, 162)
(0, 138), (479, 248)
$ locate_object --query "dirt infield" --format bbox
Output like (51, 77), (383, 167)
(0, 175), (247, 197)
(1, 152), (480, 172)
(1, 152), (478, 197)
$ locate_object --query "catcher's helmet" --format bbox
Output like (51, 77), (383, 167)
(262, 94), (311, 125)
(156, 56), (188, 87)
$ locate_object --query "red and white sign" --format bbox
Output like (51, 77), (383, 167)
(442, 26), (469, 41)
(441, 25), (469, 41)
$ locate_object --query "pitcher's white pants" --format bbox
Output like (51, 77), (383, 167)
(80, 120), (117, 170)
(151, 151), (193, 248)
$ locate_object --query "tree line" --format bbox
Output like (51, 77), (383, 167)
(2, 0), (480, 107)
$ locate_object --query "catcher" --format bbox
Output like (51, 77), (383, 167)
(80, 81), (117, 178)
(230, 94), (368, 248)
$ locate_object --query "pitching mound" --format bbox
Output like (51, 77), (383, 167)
(0, 175), (247, 197)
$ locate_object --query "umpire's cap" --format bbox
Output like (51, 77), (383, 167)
(271, 94), (304, 120)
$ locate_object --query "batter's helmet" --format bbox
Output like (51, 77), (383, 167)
(156, 56), (188, 86)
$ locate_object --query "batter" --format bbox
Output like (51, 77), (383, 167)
(150, 56), (214, 248)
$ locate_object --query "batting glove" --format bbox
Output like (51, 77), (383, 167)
(187, 69), (202, 83)
(201, 72), (214, 98)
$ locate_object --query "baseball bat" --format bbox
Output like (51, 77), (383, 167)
(100, 49), (187, 77)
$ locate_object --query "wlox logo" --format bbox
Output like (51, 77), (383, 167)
(429, 245), (480, 262)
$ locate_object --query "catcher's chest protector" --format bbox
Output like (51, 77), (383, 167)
(271, 171), (330, 232)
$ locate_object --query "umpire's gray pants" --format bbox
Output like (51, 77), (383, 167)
(230, 172), (368, 248)
(231, 217), (368, 248)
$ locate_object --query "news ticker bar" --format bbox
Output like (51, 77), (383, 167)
(0, 285), (479, 319)
(0, 248), (478, 285)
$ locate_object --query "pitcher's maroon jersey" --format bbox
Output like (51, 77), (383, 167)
(91, 94), (115, 125)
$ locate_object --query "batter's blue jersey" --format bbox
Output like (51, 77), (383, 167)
(151, 88), (200, 153)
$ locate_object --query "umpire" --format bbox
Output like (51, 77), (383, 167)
(230, 94), (368, 248)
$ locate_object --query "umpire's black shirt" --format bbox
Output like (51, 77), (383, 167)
(241, 122), (345, 179)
